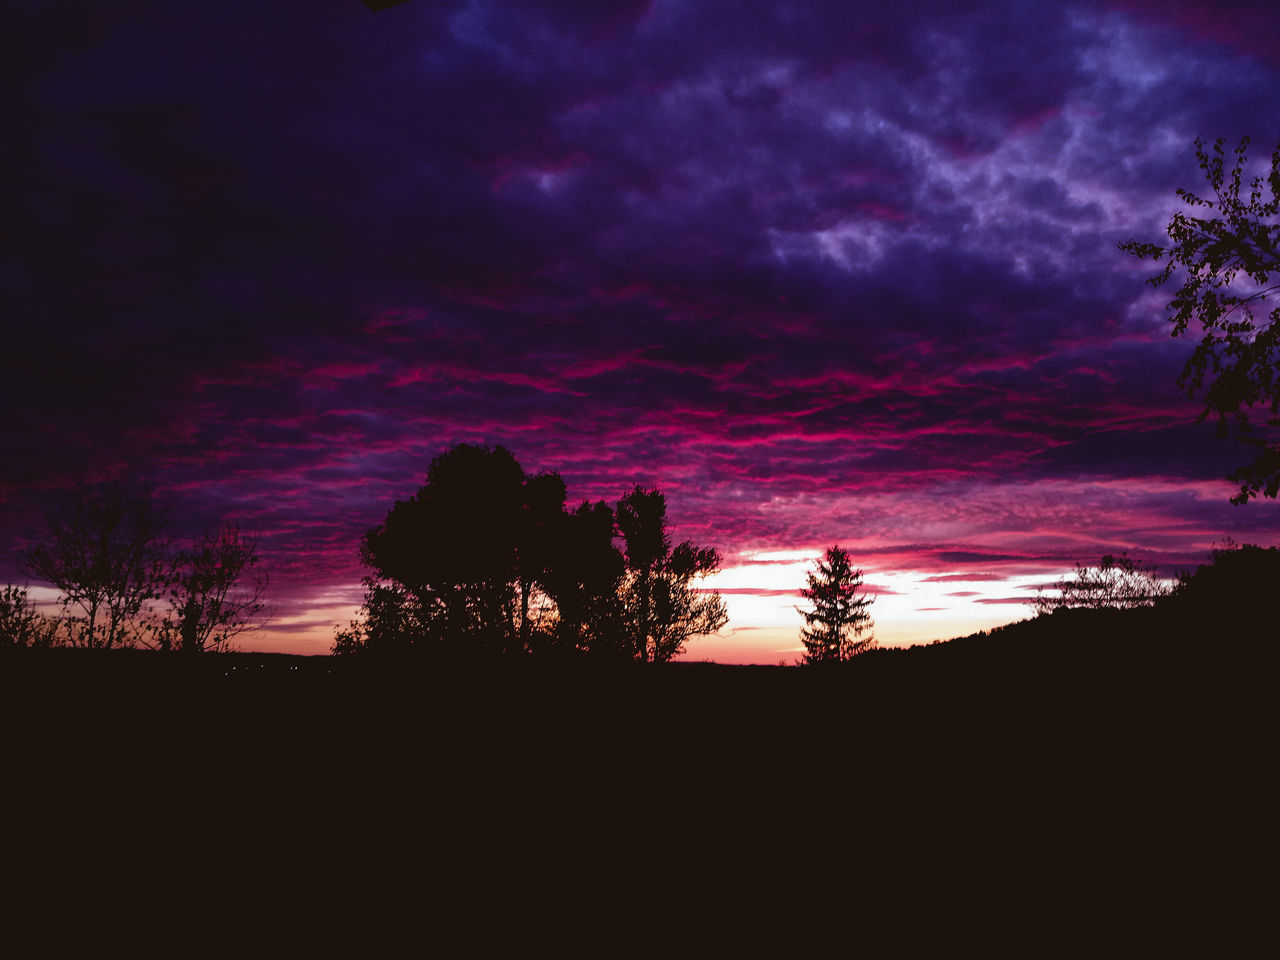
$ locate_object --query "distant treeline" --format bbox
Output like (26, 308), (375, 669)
(6, 454), (1276, 671)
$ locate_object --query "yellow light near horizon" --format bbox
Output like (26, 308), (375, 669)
(689, 559), (1062, 663)
(742, 549), (823, 563)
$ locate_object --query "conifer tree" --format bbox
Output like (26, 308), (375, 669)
(798, 545), (875, 663)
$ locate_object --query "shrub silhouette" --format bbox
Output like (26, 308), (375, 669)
(1032, 554), (1169, 615)
(0, 585), (60, 648)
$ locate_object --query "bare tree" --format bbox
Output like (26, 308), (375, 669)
(1032, 554), (1169, 615)
(161, 522), (269, 653)
(23, 480), (170, 649)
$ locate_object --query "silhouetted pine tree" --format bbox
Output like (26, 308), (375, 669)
(799, 546), (875, 663)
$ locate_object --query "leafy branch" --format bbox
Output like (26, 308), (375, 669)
(1119, 136), (1280, 502)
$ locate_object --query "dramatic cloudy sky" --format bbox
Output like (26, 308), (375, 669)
(5, 0), (1280, 660)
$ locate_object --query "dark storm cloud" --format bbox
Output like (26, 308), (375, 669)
(5, 0), (1280, 648)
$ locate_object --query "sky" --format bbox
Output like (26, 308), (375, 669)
(4, 0), (1280, 662)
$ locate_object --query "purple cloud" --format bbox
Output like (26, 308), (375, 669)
(4, 0), (1280, 659)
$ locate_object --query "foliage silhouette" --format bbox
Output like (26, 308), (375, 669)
(159, 523), (269, 653)
(540, 499), (626, 654)
(361, 443), (532, 652)
(1032, 554), (1169, 615)
(797, 545), (875, 663)
(516, 471), (568, 651)
(0, 585), (60, 647)
(1166, 539), (1280, 631)
(23, 480), (171, 649)
(332, 579), (434, 655)
(615, 486), (727, 662)
(341, 448), (727, 659)
(1119, 136), (1280, 502)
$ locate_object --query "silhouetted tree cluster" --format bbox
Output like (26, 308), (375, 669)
(1032, 554), (1170, 615)
(335, 444), (727, 659)
(798, 545), (876, 663)
(1120, 136), (1280, 502)
(12, 480), (268, 651)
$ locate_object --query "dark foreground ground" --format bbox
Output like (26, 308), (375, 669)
(2, 607), (1271, 942)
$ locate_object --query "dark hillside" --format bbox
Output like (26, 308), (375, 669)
(3, 599), (1267, 811)
(3, 598), (1268, 933)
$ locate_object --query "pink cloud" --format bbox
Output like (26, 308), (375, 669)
(696, 587), (803, 597)
(858, 201), (908, 222)
(919, 573), (1006, 582)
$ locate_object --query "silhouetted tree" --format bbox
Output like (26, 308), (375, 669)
(615, 486), (727, 662)
(362, 444), (524, 650)
(1032, 554), (1169, 615)
(798, 545), (875, 663)
(1119, 136), (1280, 502)
(360, 444), (573, 653)
(23, 480), (170, 649)
(541, 500), (626, 653)
(333, 578), (436, 655)
(517, 471), (568, 650)
(159, 522), (269, 653)
(0, 585), (60, 647)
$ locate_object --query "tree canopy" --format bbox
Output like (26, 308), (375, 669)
(345, 446), (727, 659)
(540, 499), (626, 653)
(360, 444), (549, 652)
(615, 486), (727, 663)
(1119, 136), (1280, 503)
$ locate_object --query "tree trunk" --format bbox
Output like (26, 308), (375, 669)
(520, 580), (531, 652)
